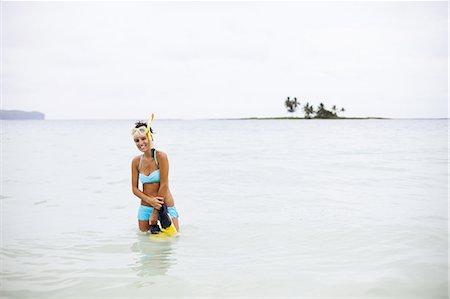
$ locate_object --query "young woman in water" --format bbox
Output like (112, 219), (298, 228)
(131, 117), (180, 233)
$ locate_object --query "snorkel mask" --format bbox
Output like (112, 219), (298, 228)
(131, 113), (154, 141)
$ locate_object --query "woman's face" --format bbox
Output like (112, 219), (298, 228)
(133, 133), (150, 152)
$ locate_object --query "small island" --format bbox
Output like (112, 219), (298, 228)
(244, 97), (386, 120)
(0, 110), (45, 120)
(243, 116), (386, 120)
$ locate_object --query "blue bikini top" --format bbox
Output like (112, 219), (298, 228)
(138, 148), (160, 184)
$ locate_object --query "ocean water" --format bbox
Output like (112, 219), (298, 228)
(1, 119), (448, 298)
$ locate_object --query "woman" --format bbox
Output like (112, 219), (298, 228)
(131, 117), (179, 233)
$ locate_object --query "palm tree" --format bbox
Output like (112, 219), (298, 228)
(284, 97), (300, 117)
(303, 102), (315, 119)
(315, 102), (336, 119)
(293, 98), (299, 117)
(317, 103), (325, 116)
(331, 105), (337, 116)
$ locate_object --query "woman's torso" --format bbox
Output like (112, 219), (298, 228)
(138, 149), (174, 207)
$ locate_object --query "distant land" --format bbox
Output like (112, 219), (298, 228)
(241, 116), (387, 120)
(0, 110), (45, 120)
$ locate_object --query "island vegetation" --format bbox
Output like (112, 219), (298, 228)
(243, 97), (385, 120)
(284, 97), (346, 119)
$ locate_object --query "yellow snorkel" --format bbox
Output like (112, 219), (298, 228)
(146, 113), (154, 142)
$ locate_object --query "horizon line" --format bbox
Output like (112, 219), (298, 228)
(6, 117), (449, 121)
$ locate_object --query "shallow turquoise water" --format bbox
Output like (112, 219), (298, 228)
(1, 119), (448, 298)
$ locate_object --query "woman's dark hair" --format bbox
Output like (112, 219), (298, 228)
(134, 121), (154, 134)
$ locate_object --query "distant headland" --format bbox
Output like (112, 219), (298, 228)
(0, 110), (45, 120)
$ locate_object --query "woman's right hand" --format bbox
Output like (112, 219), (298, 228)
(149, 196), (164, 209)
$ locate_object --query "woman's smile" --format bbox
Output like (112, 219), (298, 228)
(134, 136), (149, 152)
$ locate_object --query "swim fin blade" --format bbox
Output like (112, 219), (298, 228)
(161, 223), (177, 234)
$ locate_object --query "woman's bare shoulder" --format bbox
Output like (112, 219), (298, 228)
(155, 149), (168, 160)
(131, 155), (142, 166)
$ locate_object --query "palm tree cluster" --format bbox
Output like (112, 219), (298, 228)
(284, 97), (345, 119)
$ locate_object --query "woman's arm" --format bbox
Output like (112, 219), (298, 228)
(131, 157), (163, 209)
(156, 151), (169, 200)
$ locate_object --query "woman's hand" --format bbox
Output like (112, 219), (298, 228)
(149, 196), (164, 209)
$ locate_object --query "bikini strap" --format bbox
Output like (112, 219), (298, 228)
(152, 148), (159, 166)
(138, 155), (144, 172)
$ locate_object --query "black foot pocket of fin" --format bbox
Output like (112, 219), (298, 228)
(149, 224), (161, 234)
(158, 204), (172, 229)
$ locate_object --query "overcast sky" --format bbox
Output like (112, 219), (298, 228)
(2, 1), (448, 119)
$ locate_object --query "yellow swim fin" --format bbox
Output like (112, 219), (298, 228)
(149, 223), (177, 239)
(149, 204), (178, 239)
(161, 223), (177, 235)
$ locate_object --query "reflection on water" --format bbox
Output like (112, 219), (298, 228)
(130, 232), (178, 277)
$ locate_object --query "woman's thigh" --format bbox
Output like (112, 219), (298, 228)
(171, 218), (179, 231)
(137, 205), (153, 232)
(164, 190), (175, 206)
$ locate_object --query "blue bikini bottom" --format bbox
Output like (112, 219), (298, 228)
(137, 205), (179, 220)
